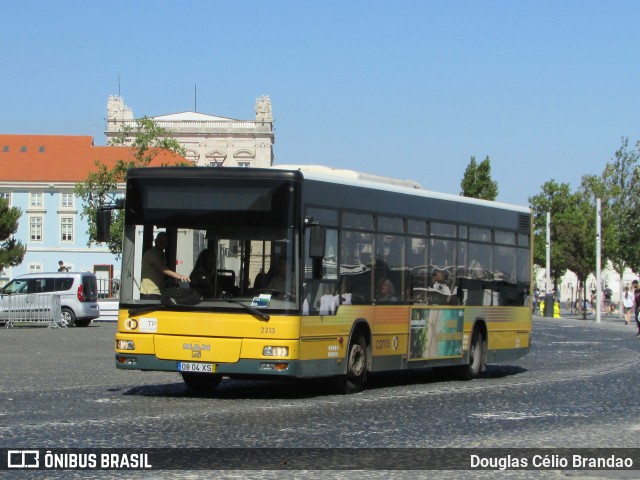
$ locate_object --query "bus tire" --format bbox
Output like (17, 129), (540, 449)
(332, 334), (368, 394)
(456, 328), (486, 380)
(181, 372), (222, 392)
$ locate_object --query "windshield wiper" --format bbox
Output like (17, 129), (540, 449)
(226, 300), (270, 321)
(128, 304), (167, 317)
(128, 300), (270, 321)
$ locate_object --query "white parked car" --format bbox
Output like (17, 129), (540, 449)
(0, 272), (100, 326)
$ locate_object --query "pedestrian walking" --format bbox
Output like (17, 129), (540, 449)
(622, 286), (634, 325)
(633, 280), (640, 336)
(603, 284), (613, 316)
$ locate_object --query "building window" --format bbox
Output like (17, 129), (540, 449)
(185, 149), (200, 162)
(0, 192), (11, 206)
(20, 146), (27, 153)
(28, 263), (43, 274)
(61, 193), (74, 208)
(238, 161), (251, 168)
(206, 150), (227, 166)
(61, 217), (74, 242)
(30, 216), (43, 241)
(2, 146), (8, 152)
(29, 192), (43, 208)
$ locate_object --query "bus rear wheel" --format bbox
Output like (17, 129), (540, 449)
(456, 328), (486, 380)
(332, 334), (368, 394)
(181, 372), (222, 393)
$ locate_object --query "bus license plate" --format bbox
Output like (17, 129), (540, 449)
(178, 362), (215, 373)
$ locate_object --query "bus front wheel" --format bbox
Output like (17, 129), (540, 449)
(332, 334), (368, 394)
(181, 372), (222, 393)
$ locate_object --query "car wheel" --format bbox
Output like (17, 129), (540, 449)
(61, 307), (76, 327)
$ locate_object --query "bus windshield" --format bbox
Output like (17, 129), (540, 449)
(119, 175), (300, 313)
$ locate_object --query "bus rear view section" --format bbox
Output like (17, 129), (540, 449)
(105, 165), (532, 393)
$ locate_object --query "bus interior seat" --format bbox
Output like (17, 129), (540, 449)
(217, 269), (235, 293)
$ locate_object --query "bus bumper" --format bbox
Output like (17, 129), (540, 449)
(115, 353), (306, 377)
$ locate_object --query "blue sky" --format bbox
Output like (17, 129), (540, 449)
(2, 0), (639, 206)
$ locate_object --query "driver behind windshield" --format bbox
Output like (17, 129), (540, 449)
(140, 232), (191, 300)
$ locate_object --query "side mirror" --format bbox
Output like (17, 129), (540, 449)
(309, 225), (326, 258)
(96, 208), (112, 243)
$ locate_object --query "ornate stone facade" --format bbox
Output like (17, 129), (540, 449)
(105, 95), (274, 168)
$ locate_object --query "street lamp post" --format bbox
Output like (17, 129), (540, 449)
(544, 212), (554, 317)
(596, 198), (602, 324)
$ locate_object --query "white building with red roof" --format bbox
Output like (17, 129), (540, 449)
(0, 134), (184, 288)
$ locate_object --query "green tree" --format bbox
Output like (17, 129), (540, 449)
(0, 197), (26, 270)
(460, 155), (498, 200)
(559, 184), (597, 319)
(530, 179), (598, 318)
(577, 139), (640, 311)
(602, 138), (640, 273)
(529, 180), (573, 288)
(74, 117), (187, 256)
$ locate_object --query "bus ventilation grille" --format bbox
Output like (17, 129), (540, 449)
(518, 214), (531, 232)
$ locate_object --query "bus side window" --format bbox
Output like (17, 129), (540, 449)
(339, 231), (372, 304)
(407, 237), (428, 303)
(303, 280), (339, 315)
(375, 233), (405, 302)
(303, 228), (339, 315)
(428, 238), (458, 305)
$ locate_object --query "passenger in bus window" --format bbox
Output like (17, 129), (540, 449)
(268, 256), (289, 292)
(376, 278), (398, 302)
(140, 232), (190, 300)
(335, 281), (353, 305)
(253, 269), (268, 290)
(431, 269), (451, 295)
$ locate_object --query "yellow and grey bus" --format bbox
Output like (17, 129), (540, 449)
(104, 165), (532, 393)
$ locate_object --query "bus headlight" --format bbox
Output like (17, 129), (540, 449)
(262, 346), (289, 357)
(116, 340), (135, 350)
